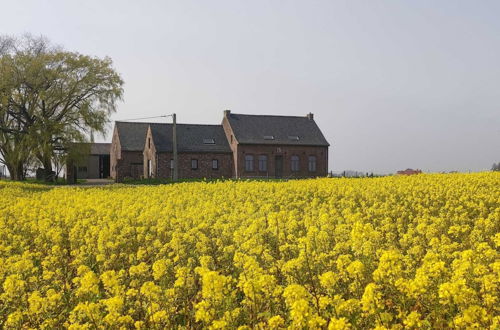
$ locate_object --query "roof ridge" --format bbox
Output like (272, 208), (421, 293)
(115, 121), (161, 125)
(230, 113), (309, 119)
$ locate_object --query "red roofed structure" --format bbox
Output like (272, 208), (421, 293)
(397, 169), (422, 175)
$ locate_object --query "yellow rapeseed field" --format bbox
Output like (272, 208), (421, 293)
(0, 173), (499, 329)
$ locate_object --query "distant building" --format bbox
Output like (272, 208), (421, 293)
(396, 168), (422, 175)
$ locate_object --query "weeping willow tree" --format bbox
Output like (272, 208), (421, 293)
(0, 34), (123, 181)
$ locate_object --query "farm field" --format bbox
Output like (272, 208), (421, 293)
(0, 173), (499, 329)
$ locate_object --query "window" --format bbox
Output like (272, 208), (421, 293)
(230, 135), (233, 143)
(148, 137), (151, 149)
(245, 155), (254, 171)
(148, 159), (152, 177)
(203, 138), (215, 144)
(212, 159), (219, 170)
(308, 156), (317, 172)
(170, 159), (174, 169)
(288, 135), (299, 141)
(258, 155), (267, 172)
(78, 166), (87, 172)
(264, 135), (275, 140)
(191, 159), (198, 170)
(291, 155), (300, 172)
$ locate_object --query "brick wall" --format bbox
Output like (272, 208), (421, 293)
(236, 144), (328, 178)
(114, 151), (144, 182)
(145, 152), (233, 179)
(178, 152), (233, 179)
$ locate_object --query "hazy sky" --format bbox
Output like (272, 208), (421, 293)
(2, 0), (499, 173)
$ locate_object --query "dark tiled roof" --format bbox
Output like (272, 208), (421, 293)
(150, 123), (231, 153)
(90, 143), (111, 155)
(115, 122), (151, 151)
(68, 143), (110, 155)
(226, 113), (330, 146)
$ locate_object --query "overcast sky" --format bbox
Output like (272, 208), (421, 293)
(2, 0), (499, 173)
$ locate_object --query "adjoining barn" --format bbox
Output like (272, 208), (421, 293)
(66, 143), (110, 180)
(79, 143), (111, 179)
(65, 143), (111, 183)
(110, 122), (150, 182)
(143, 123), (232, 179)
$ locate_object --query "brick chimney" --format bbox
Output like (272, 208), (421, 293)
(224, 109), (231, 118)
(307, 112), (314, 120)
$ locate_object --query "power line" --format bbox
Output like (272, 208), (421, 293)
(116, 115), (171, 122)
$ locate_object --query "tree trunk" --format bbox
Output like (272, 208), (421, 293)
(6, 162), (25, 181)
(42, 157), (55, 182)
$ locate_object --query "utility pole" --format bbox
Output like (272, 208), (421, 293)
(172, 113), (179, 181)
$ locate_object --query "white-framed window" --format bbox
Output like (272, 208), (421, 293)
(170, 159), (174, 169)
(212, 159), (219, 170)
(291, 155), (300, 172)
(258, 155), (267, 172)
(148, 159), (152, 177)
(308, 155), (317, 172)
(191, 159), (198, 170)
(245, 154), (254, 171)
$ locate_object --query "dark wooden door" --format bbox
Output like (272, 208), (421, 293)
(100, 155), (110, 178)
(275, 155), (283, 178)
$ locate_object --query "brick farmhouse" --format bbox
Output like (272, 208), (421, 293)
(110, 111), (330, 182)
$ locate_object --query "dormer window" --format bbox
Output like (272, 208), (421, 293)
(288, 135), (299, 141)
(203, 138), (215, 144)
(263, 135), (275, 140)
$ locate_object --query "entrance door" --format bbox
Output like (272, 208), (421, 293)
(100, 155), (110, 178)
(275, 155), (283, 178)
